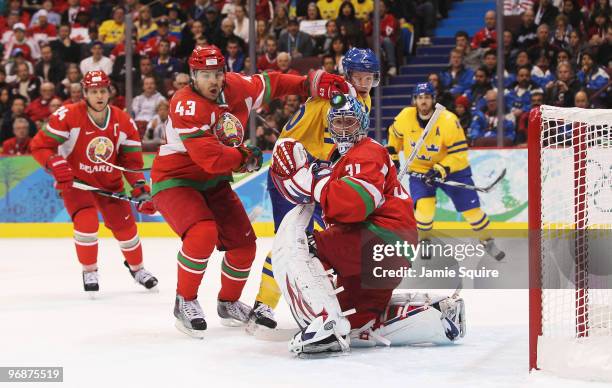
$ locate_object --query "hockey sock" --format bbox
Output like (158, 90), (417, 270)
(415, 197), (436, 239)
(255, 252), (282, 309)
(177, 220), (217, 300)
(218, 243), (256, 302)
(73, 207), (99, 269)
(462, 208), (492, 240)
(113, 224), (143, 270)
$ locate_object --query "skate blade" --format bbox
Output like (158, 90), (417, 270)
(85, 291), (99, 300)
(296, 349), (350, 359)
(220, 318), (247, 327)
(174, 320), (205, 339)
(144, 285), (160, 293)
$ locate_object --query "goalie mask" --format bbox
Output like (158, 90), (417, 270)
(327, 94), (369, 155)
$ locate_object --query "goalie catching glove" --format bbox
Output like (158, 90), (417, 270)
(270, 138), (331, 204)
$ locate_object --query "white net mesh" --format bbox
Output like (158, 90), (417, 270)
(537, 106), (612, 380)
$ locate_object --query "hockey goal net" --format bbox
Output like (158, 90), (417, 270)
(528, 105), (612, 381)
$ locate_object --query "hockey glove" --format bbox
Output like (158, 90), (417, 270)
(423, 163), (450, 187)
(305, 69), (349, 100)
(131, 180), (156, 215)
(236, 145), (263, 173)
(47, 155), (74, 190)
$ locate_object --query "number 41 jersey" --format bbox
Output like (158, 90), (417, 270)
(318, 137), (416, 233)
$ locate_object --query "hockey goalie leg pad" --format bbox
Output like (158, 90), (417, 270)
(374, 293), (466, 346)
(113, 224), (143, 270)
(177, 221), (218, 300)
(272, 204), (353, 354)
(73, 207), (99, 268)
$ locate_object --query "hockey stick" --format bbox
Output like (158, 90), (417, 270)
(96, 157), (151, 173)
(408, 168), (507, 193)
(255, 113), (281, 135)
(397, 103), (446, 181)
(72, 181), (142, 204)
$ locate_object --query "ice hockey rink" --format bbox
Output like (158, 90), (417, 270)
(1, 237), (609, 388)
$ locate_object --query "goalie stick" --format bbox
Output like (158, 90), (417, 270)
(96, 157), (151, 173)
(408, 168), (507, 193)
(397, 103), (446, 181)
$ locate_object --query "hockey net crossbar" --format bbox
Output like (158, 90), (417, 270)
(528, 105), (612, 382)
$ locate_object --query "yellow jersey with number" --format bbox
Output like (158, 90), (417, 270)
(280, 94), (371, 161)
(388, 107), (469, 174)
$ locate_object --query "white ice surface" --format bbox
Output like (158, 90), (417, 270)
(0, 238), (608, 388)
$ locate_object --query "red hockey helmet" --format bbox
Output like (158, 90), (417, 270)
(81, 70), (111, 89)
(188, 45), (225, 71)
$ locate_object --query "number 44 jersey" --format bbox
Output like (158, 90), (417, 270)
(318, 137), (416, 233)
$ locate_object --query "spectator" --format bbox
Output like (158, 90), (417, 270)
(517, 89), (544, 143)
(4, 22), (40, 62)
(464, 66), (493, 111)
(221, 0), (241, 19)
(135, 6), (157, 42)
(469, 89), (516, 144)
(98, 6), (125, 45)
(305, 2), (323, 21)
(61, 0), (84, 26)
(109, 83), (125, 109)
(89, 0), (113, 27)
(329, 36), (346, 74)
(533, 0), (559, 27)
(25, 81), (56, 123)
(352, 0), (374, 22)
(1, 12), (21, 46)
(514, 49), (532, 71)
(554, 48), (573, 68)
(144, 18), (179, 58)
(50, 24), (81, 64)
(59, 64), (82, 99)
(5, 49), (34, 84)
(317, 0), (342, 20)
(257, 36), (279, 71)
(567, 30), (586, 66)
(503, 30), (520, 66)
(471, 10), (497, 49)
(455, 31), (482, 71)
(10, 62), (42, 102)
(317, 19), (338, 54)
(380, 1), (399, 76)
(142, 100), (169, 151)
(271, 4), (289, 38)
(453, 95), (472, 135)
(28, 9), (57, 45)
(503, 0), (534, 15)
(255, 125), (277, 150)
(505, 66), (543, 122)
(545, 61), (582, 107)
(35, 44), (66, 85)
(233, 5), (250, 43)
(166, 2), (185, 39)
(515, 8), (538, 49)
(321, 54), (336, 74)
(276, 52), (300, 75)
(255, 0), (274, 22)
(8, 0), (31, 26)
(63, 82), (82, 105)
(1, 117), (31, 155)
(153, 39), (182, 80)
(225, 38), (246, 73)
(133, 76), (166, 124)
(439, 49), (475, 97)
(336, 1), (366, 48)
(576, 51), (610, 97)
(79, 41), (113, 76)
(531, 55), (556, 89)
(214, 16), (247, 55)
(428, 72), (453, 108)
(527, 24), (559, 64)
(189, 0), (212, 21)
(177, 20), (206, 58)
(0, 87), (12, 119)
(587, 10), (608, 48)
(596, 25), (611, 68)
(550, 14), (572, 49)
(0, 70), (6, 90)
(0, 96), (37, 142)
(574, 89), (590, 108)
(278, 17), (315, 58)
(255, 19), (270, 55)
(560, 0), (584, 31)
(136, 56), (163, 96)
(70, 9), (91, 44)
(30, 0), (61, 27)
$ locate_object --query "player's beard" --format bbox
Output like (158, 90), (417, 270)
(417, 102), (434, 119)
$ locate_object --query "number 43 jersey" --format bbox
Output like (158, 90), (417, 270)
(318, 137), (416, 233)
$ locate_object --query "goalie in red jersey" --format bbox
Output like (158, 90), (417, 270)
(150, 45), (349, 338)
(30, 71), (158, 295)
(270, 95), (466, 357)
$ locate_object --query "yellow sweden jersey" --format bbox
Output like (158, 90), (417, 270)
(279, 94), (371, 161)
(388, 107), (469, 174)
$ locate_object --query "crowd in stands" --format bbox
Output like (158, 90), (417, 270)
(0, 0), (608, 156)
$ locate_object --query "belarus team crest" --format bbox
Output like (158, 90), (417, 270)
(86, 136), (114, 163)
(214, 112), (244, 147)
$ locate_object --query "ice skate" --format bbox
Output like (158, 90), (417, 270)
(246, 301), (278, 334)
(174, 295), (207, 339)
(217, 299), (252, 327)
(124, 261), (158, 290)
(82, 270), (99, 297)
(481, 238), (505, 261)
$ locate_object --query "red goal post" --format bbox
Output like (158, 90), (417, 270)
(528, 105), (612, 381)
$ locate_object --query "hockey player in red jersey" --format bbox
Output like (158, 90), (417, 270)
(150, 45), (349, 338)
(270, 95), (466, 356)
(30, 70), (158, 295)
